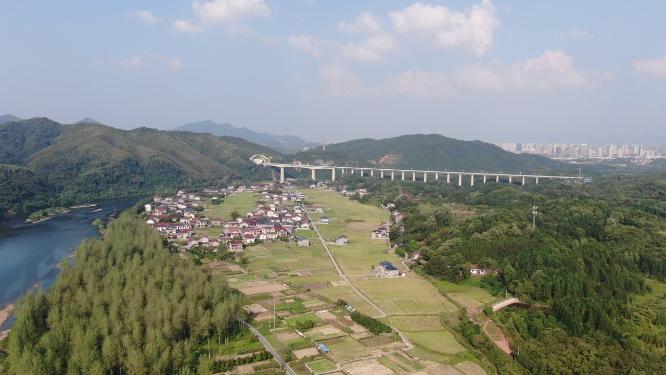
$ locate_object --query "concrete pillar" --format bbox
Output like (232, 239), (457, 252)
(370, 169), (374, 177)
(311, 169), (316, 181)
(509, 176), (512, 183)
(341, 168), (345, 175)
(360, 169), (364, 177)
(458, 173), (462, 186)
(483, 175), (487, 184)
(423, 172), (427, 182)
(391, 171), (395, 180)
(435, 172), (439, 180)
(351, 169), (355, 175)
(535, 177), (539, 184)
(447, 173), (451, 184)
(331, 168), (336, 181)
(496, 175), (499, 183)
(280, 167), (285, 183)
(470, 175), (475, 186)
(412, 171), (416, 181)
(380, 170), (384, 178)
(401, 171), (405, 181)
(522, 176), (526, 186)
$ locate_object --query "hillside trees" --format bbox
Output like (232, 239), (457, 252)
(6, 214), (246, 374)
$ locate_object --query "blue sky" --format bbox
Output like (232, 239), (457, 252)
(1, 0), (665, 144)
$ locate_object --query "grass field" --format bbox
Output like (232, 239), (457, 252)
(285, 312), (322, 326)
(320, 336), (370, 363)
(203, 193), (261, 219)
(386, 315), (444, 331)
(433, 279), (497, 310)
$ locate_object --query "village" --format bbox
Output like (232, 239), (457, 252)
(141, 185), (495, 375)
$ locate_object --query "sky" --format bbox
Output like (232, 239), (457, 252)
(1, 0), (665, 145)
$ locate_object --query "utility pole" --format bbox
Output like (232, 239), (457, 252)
(531, 205), (538, 230)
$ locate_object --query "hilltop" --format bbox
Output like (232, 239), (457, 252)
(293, 134), (571, 174)
(175, 120), (316, 154)
(0, 118), (275, 220)
(0, 114), (22, 124)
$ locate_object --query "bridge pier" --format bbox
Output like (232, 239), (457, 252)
(370, 169), (374, 177)
(509, 175), (512, 183)
(331, 168), (336, 181)
(412, 171), (416, 181)
(522, 176), (526, 186)
(435, 172), (439, 180)
(458, 173), (462, 186)
(447, 173), (450, 184)
(424, 172), (427, 182)
(401, 171), (405, 181)
(391, 170), (395, 180)
(483, 175), (487, 184)
(380, 170), (384, 179)
(280, 167), (285, 183)
(535, 177), (539, 184)
(311, 169), (316, 181)
(360, 169), (364, 177)
(470, 175), (475, 186)
(496, 175), (499, 183)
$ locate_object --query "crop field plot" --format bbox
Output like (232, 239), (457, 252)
(285, 312), (322, 326)
(316, 285), (384, 317)
(355, 276), (457, 315)
(386, 315), (444, 331)
(320, 336), (371, 363)
(203, 192), (261, 219)
(306, 358), (337, 374)
(406, 330), (466, 356)
(455, 361), (487, 375)
(343, 358), (394, 375)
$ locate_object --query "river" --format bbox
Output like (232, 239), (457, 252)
(0, 199), (136, 330)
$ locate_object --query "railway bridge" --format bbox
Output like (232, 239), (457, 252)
(250, 154), (585, 186)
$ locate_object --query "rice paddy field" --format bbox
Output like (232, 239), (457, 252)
(203, 192), (261, 220)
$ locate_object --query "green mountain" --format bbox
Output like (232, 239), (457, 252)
(293, 134), (571, 174)
(0, 118), (276, 220)
(0, 114), (22, 124)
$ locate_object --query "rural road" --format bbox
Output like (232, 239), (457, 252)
(243, 322), (296, 375)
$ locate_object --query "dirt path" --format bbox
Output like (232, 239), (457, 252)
(481, 320), (512, 356)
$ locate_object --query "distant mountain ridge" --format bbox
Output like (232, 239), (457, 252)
(0, 114), (22, 124)
(175, 120), (316, 154)
(293, 134), (572, 175)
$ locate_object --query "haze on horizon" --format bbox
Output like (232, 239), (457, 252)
(1, 1), (665, 146)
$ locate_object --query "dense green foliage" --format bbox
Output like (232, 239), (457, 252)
(350, 311), (392, 334)
(0, 118), (275, 221)
(5, 214), (246, 374)
(293, 134), (570, 174)
(342, 174), (666, 373)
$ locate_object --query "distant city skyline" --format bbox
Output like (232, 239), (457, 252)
(497, 142), (664, 160)
(2, 1), (666, 144)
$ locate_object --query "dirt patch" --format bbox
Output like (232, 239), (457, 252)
(377, 153), (400, 166)
(276, 332), (300, 343)
(329, 280), (348, 287)
(0, 304), (15, 327)
(243, 303), (268, 314)
(315, 310), (337, 321)
(254, 312), (273, 321)
(237, 281), (289, 295)
(293, 347), (319, 359)
(482, 320), (511, 356)
(311, 324), (343, 336)
(343, 358), (394, 375)
(302, 282), (330, 290)
(349, 323), (368, 333)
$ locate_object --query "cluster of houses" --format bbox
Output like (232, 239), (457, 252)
(145, 185), (313, 253)
(371, 224), (390, 240)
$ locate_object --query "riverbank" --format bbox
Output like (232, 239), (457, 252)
(0, 304), (15, 333)
(24, 207), (70, 224)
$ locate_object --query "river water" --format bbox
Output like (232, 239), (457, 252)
(0, 199), (135, 330)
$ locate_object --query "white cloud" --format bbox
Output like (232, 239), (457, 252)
(320, 65), (379, 96)
(193, 0), (270, 24)
(288, 34), (324, 58)
(633, 55), (666, 78)
(556, 28), (594, 39)
(228, 24), (254, 35)
(129, 10), (160, 25)
(342, 33), (396, 62)
(115, 56), (183, 71)
(455, 50), (601, 91)
(338, 12), (383, 34)
(391, 71), (454, 98)
(117, 56), (149, 70)
(389, 0), (498, 55)
(173, 19), (203, 33)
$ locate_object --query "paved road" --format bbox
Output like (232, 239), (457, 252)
(243, 321), (296, 375)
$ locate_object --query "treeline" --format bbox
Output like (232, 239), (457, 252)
(5, 214), (247, 374)
(350, 312), (392, 334)
(339, 174), (666, 373)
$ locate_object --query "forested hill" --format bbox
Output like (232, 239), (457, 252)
(0, 118), (276, 220)
(293, 134), (570, 174)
